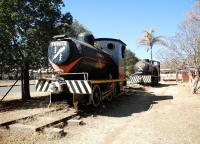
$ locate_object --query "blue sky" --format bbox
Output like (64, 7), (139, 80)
(62, 0), (194, 60)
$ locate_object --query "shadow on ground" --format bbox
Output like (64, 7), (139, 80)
(78, 83), (174, 118)
(138, 82), (177, 88)
(78, 90), (173, 118)
(0, 83), (173, 118)
(154, 83), (177, 88)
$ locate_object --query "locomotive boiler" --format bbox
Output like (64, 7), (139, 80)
(134, 59), (160, 75)
(36, 32), (126, 107)
(48, 33), (121, 80)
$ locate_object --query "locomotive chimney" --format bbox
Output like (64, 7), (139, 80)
(78, 32), (95, 46)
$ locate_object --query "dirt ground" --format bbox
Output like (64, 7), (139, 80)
(0, 81), (200, 144)
(0, 80), (35, 87)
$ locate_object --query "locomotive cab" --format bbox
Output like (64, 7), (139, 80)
(94, 38), (126, 80)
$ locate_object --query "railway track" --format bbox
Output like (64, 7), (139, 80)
(0, 107), (81, 136)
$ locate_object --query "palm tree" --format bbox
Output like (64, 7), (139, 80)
(138, 29), (166, 62)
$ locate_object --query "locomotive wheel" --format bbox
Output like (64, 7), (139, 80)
(107, 83), (117, 101)
(106, 94), (113, 101)
(106, 74), (114, 101)
(92, 85), (101, 107)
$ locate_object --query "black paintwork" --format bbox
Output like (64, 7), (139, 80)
(134, 59), (160, 76)
(48, 39), (119, 80)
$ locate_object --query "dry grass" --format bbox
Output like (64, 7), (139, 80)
(0, 101), (70, 144)
(0, 128), (63, 144)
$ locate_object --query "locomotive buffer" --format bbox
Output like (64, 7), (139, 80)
(36, 33), (126, 107)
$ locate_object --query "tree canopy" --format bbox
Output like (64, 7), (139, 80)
(124, 49), (139, 76)
(156, 0), (200, 93)
(0, 0), (89, 73)
(0, 0), (67, 68)
(138, 29), (166, 61)
(0, 0), (89, 100)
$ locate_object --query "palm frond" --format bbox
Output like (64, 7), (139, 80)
(138, 37), (151, 49)
(137, 28), (167, 60)
(153, 36), (167, 46)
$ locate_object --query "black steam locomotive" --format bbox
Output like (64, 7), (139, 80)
(36, 32), (126, 107)
(130, 59), (160, 85)
(48, 33), (124, 80)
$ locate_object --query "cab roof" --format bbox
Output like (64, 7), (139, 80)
(95, 38), (126, 46)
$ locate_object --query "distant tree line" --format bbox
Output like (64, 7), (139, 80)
(124, 49), (139, 76)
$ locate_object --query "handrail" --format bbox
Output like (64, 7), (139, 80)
(57, 72), (88, 80)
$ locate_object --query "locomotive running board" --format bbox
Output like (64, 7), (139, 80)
(36, 79), (125, 94)
(90, 79), (126, 84)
